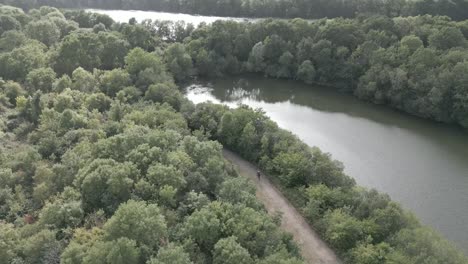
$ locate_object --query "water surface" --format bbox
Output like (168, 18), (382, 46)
(87, 9), (259, 25)
(185, 76), (468, 253)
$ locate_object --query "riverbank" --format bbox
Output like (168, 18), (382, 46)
(186, 76), (468, 254)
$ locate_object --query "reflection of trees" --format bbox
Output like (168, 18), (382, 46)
(226, 87), (260, 101)
(210, 76), (409, 128)
(200, 76), (468, 147)
(208, 77), (293, 103)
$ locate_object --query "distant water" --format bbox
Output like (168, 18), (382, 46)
(186, 76), (468, 254)
(87, 9), (260, 25)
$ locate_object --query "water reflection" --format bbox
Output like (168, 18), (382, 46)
(201, 77), (468, 160)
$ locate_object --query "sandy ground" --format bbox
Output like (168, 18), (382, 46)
(223, 149), (341, 264)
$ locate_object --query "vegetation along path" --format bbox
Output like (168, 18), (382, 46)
(223, 149), (341, 264)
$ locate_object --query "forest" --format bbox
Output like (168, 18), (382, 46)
(2, 0), (468, 21)
(0, 4), (467, 264)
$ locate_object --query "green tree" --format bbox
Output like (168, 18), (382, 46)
(0, 30), (27, 52)
(164, 43), (194, 82)
(21, 229), (60, 264)
(26, 67), (56, 93)
(218, 111), (238, 147)
(276, 51), (295, 78)
(263, 35), (288, 64)
(54, 31), (103, 75)
(148, 244), (193, 264)
(296, 37), (315, 62)
(1, 81), (25, 105)
(124, 47), (172, 89)
(272, 152), (312, 187)
(50, 16), (78, 37)
(71, 67), (97, 92)
(247, 42), (266, 72)
(370, 202), (407, 242)
(104, 200), (168, 251)
(25, 19), (60, 47)
(99, 68), (131, 97)
(303, 184), (351, 222)
(400, 35), (423, 53)
(0, 223), (19, 263)
(348, 242), (391, 264)
(147, 163), (186, 190)
(183, 207), (221, 250)
(39, 199), (84, 229)
(178, 191), (210, 216)
(53, 75), (72, 93)
(323, 209), (369, 253)
(116, 86), (141, 103)
(428, 27), (466, 50)
(98, 31), (130, 70)
(258, 252), (304, 264)
(83, 238), (140, 264)
(76, 159), (139, 213)
(121, 23), (155, 50)
(144, 83), (182, 110)
(451, 61), (468, 127)
(105, 238), (140, 264)
(297, 60), (316, 84)
(310, 40), (334, 82)
(125, 47), (166, 76)
(0, 42), (47, 81)
(392, 227), (467, 264)
(311, 147), (355, 188)
(0, 15), (21, 35)
(218, 203), (278, 256)
(213, 236), (253, 264)
(238, 121), (258, 160)
(85, 92), (112, 112)
(217, 177), (260, 209)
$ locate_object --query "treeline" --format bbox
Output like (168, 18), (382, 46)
(0, 5), (467, 263)
(2, 0), (468, 21)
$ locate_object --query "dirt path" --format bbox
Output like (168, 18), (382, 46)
(223, 149), (341, 264)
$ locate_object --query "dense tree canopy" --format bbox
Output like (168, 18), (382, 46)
(0, 5), (466, 264)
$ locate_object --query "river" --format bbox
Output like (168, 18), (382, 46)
(86, 9), (259, 25)
(90, 9), (468, 253)
(185, 76), (468, 254)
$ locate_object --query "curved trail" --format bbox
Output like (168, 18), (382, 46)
(223, 149), (341, 264)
